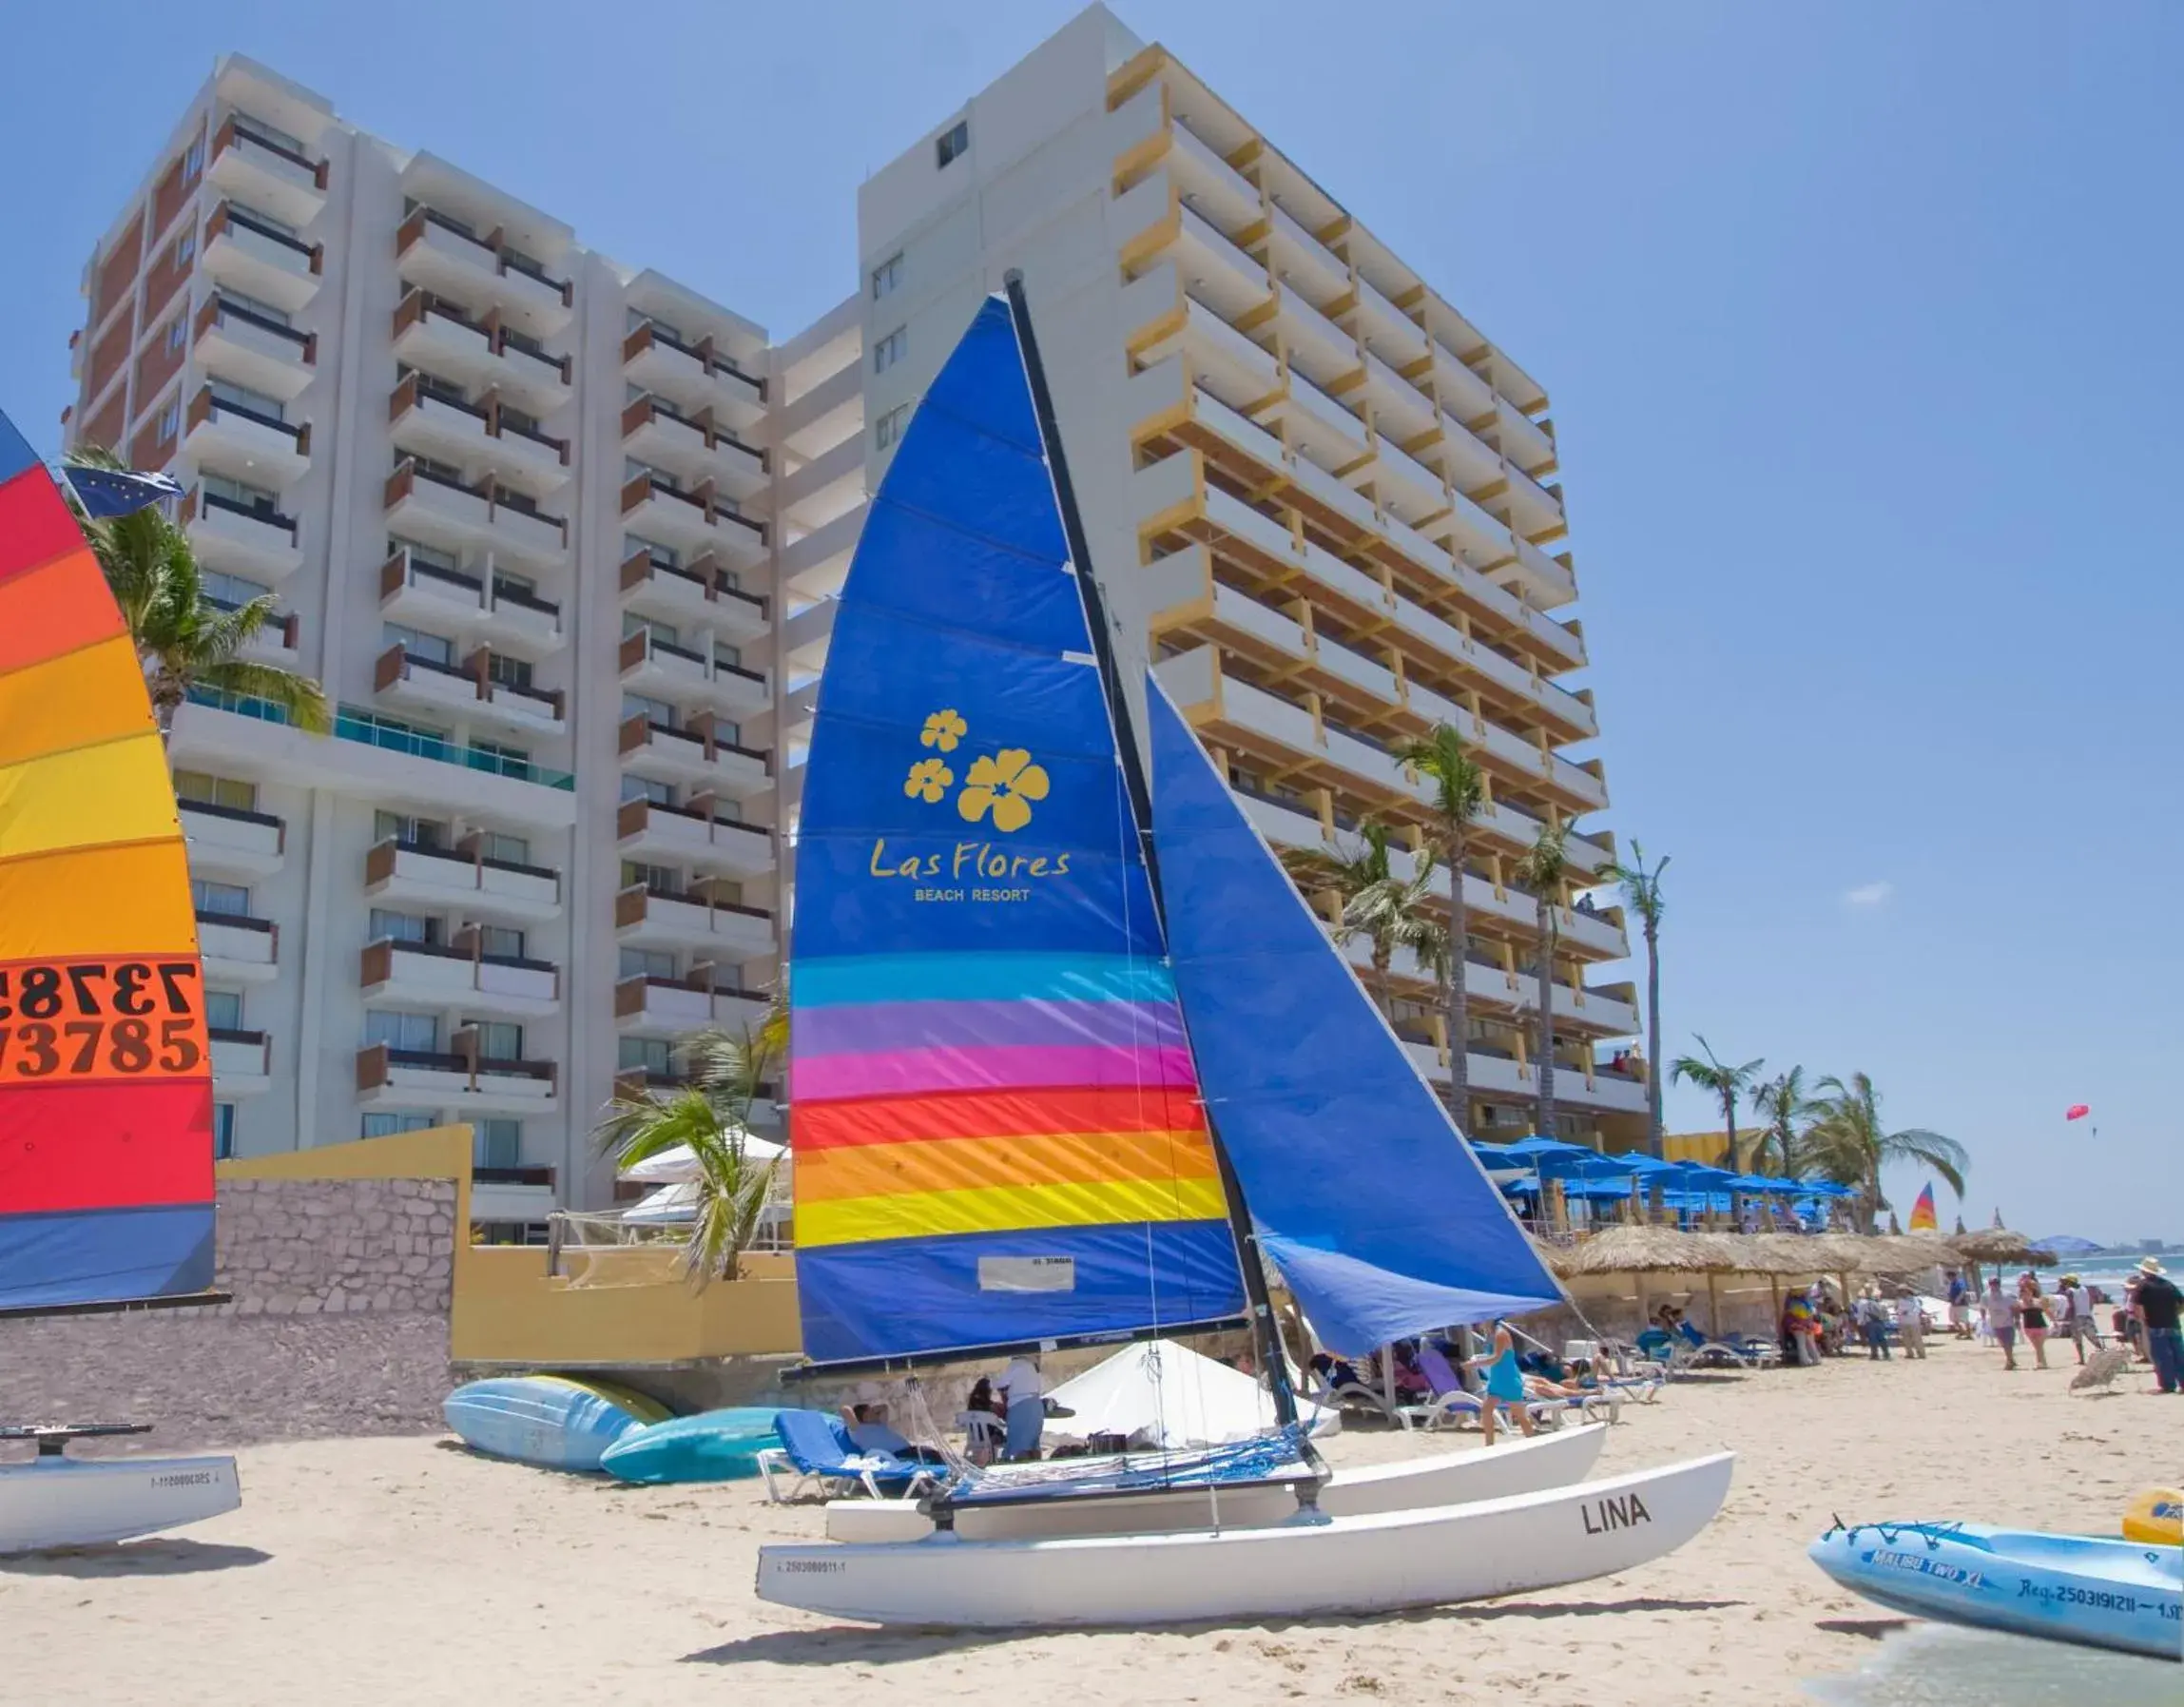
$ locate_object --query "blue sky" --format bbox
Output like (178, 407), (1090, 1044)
(3, 4), (2174, 1240)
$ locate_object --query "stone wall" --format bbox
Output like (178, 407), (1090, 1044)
(0, 1177), (459, 1453)
(214, 1177), (455, 1317)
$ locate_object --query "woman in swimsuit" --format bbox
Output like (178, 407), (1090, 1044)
(2017, 1274), (2051, 1369)
(1463, 1319), (1537, 1448)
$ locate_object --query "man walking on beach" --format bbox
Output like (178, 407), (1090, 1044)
(2058, 1273), (2103, 1365)
(1983, 1276), (2019, 1370)
(1945, 1271), (1973, 1339)
(1895, 1293), (1927, 1360)
(2131, 1258), (2183, 1395)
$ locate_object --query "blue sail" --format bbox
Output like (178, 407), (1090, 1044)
(1144, 677), (1566, 1353)
(788, 299), (1245, 1366)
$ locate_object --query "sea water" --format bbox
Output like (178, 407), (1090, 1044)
(1805, 1622), (2178, 1705)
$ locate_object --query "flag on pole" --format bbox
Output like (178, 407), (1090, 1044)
(58, 462), (183, 518)
(1908, 1183), (1938, 1232)
(2064, 1104), (2091, 1122)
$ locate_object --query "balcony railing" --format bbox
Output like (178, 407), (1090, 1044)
(187, 487), (300, 540)
(182, 688), (576, 789)
(621, 321), (767, 401)
(196, 293), (317, 360)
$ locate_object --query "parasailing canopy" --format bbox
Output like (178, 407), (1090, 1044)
(0, 410), (215, 1310)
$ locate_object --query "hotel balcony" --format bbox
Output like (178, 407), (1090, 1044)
(180, 798), (286, 879)
(621, 320), (766, 434)
(363, 836), (563, 923)
(378, 549), (563, 658)
(1346, 271), (1429, 371)
(1163, 119), (1262, 241)
(382, 461), (567, 570)
(617, 550), (771, 644)
(778, 504), (863, 607)
(209, 1027), (273, 1098)
(613, 885), (775, 961)
(1338, 936), (1640, 1042)
(615, 796), (773, 880)
(396, 207), (573, 338)
(203, 202), (323, 314)
(180, 484), (301, 581)
(387, 375), (570, 500)
(619, 472), (767, 572)
(471, 1166), (558, 1225)
(614, 975), (770, 1037)
(205, 115), (328, 230)
(197, 908), (279, 983)
(360, 935), (559, 1018)
(617, 629), (770, 720)
(1259, 202), (1350, 313)
(356, 1042), (557, 1116)
(1111, 164), (1273, 325)
(1398, 1040), (1649, 1117)
(373, 645), (566, 740)
(391, 291), (570, 417)
(617, 715), (771, 801)
(193, 295), (316, 403)
(233, 607), (301, 674)
(182, 386), (309, 490)
(622, 397), (768, 503)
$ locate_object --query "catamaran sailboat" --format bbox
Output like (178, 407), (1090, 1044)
(754, 280), (1730, 1626)
(0, 407), (241, 1551)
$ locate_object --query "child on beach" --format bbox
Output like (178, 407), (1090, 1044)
(1463, 1319), (1537, 1447)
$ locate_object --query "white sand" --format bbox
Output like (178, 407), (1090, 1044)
(4, 1337), (2175, 1706)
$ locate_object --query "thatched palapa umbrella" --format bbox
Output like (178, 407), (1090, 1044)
(1555, 1225), (1742, 1334)
(1949, 1228), (2057, 1269)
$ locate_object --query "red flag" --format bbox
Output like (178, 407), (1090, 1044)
(2065, 1104), (2091, 1121)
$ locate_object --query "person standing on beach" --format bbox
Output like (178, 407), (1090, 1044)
(2017, 1274), (2052, 1370)
(997, 1350), (1046, 1460)
(1895, 1292), (1927, 1360)
(1854, 1287), (1892, 1360)
(1983, 1276), (2020, 1370)
(2058, 1274), (2103, 1365)
(1945, 1271), (1973, 1339)
(1464, 1319), (1537, 1446)
(2132, 1258), (2183, 1395)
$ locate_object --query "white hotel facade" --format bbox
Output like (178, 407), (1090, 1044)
(64, 9), (1642, 1229)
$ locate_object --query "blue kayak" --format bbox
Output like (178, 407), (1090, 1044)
(443, 1376), (672, 1472)
(1810, 1521), (2181, 1661)
(601, 1406), (824, 1484)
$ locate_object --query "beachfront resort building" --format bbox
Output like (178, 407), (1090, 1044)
(58, 8), (1642, 1227)
(811, 6), (1645, 1149)
(61, 56), (866, 1231)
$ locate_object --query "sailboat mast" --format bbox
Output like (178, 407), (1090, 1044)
(1001, 272), (1301, 1430)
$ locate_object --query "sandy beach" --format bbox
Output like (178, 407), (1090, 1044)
(4, 1336), (2176, 1706)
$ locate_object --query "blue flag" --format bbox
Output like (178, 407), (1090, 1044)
(62, 463), (184, 519)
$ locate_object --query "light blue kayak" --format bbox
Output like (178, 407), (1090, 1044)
(601, 1406), (837, 1484)
(1810, 1521), (2182, 1661)
(443, 1376), (672, 1472)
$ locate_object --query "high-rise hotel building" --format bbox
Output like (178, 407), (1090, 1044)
(824, 7), (1645, 1148)
(62, 57), (865, 1229)
(62, 10), (1642, 1228)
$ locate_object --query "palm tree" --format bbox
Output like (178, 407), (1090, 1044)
(66, 447), (329, 743)
(1748, 1065), (1817, 1176)
(1512, 819), (1572, 1142)
(1803, 1071), (1968, 1232)
(1282, 820), (1447, 1023)
(1669, 1035), (1766, 1167)
(1603, 842), (1670, 1155)
(1394, 724), (1487, 1125)
(593, 997), (789, 1284)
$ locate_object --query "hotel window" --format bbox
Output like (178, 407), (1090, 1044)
(183, 137), (205, 181)
(623, 613), (678, 648)
(363, 1010), (438, 1054)
(221, 289), (290, 326)
(621, 773), (674, 806)
(625, 533), (678, 569)
(368, 908), (439, 946)
(173, 229), (196, 267)
(474, 1118), (522, 1171)
(203, 473), (278, 513)
(383, 621), (454, 666)
(475, 924), (526, 961)
(485, 652), (533, 692)
(873, 328), (906, 375)
(212, 1102), (236, 1159)
(874, 403), (909, 450)
(623, 692), (675, 729)
(153, 398), (182, 443)
(622, 860), (682, 897)
(469, 1020), (525, 1061)
(478, 831), (530, 866)
(870, 252), (903, 301)
(163, 316), (187, 356)
(362, 1112), (435, 1139)
(374, 809), (447, 849)
(619, 1037), (672, 1076)
(209, 378), (285, 421)
(936, 119), (969, 169)
(191, 878), (251, 917)
(174, 769), (258, 814)
(200, 569), (270, 612)
(621, 946), (675, 980)
(203, 990), (244, 1033)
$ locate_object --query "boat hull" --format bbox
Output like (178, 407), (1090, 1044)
(604, 1407), (823, 1484)
(759, 1449), (1732, 1628)
(0, 1455), (241, 1554)
(824, 1420), (1607, 1542)
(443, 1376), (669, 1472)
(1809, 1523), (2182, 1662)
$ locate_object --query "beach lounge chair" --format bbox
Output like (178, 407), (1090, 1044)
(755, 1410), (942, 1504)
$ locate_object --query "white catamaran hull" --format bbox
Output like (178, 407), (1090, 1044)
(825, 1421), (1608, 1542)
(0, 1455), (241, 1554)
(761, 1450), (1733, 1627)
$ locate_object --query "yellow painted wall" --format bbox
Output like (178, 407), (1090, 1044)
(220, 1129), (806, 1367)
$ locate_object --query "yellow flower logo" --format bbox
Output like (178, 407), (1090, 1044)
(957, 748), (1050, 834)
(904, 757), (954, 803)
(920, 708), (967, 753)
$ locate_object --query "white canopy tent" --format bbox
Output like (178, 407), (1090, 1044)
(614, 1132), (785, 1186)
(1041, 1338), (1337, 1450)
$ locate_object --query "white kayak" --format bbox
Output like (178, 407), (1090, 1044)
(826, 1420), (1607, 1542)
(0, 1427), (241, 1554)
(759, 1449), (1733, 1628)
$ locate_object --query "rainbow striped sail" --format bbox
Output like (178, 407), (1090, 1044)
(789, 300), (1244, 1366)
(0, 409), (216, 1310)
